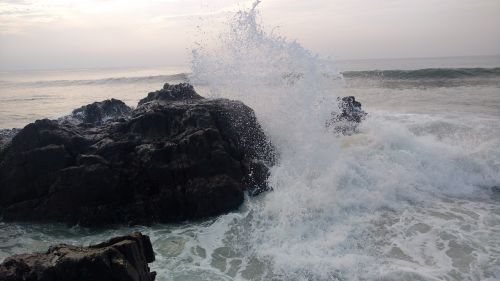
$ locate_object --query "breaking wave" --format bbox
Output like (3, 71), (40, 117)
(188, 1), (500, 280)
(2, 68), (497, 90)
(344, 67), (500, 80)
(0, 1), (499, 281)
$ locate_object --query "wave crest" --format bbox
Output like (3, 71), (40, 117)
(344, 67), (500, 79)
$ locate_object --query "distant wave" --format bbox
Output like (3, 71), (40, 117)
(0, 73), (188, 87)
(1, 68), (499, 89)
(343, 67), (500, 79)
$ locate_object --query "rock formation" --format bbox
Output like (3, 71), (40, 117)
(327, 96), (367, 135)
(68, 98), (132, 126)
(0, 83), (275, 226)
(0, 232), (156, 281)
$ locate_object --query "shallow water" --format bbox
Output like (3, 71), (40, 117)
(1, 2), (500, 281)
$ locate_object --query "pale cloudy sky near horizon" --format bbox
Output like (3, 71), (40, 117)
(0, 0), (499, 71)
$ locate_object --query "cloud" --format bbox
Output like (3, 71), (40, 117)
(0, 0), (30, 4)
(0, 1), (58, 33)
(0, 0), (499, 70)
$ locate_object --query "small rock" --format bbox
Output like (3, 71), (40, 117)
(0, 232), (156, 281)
(327, 96), (367, 135)
(138, 83), (203, 106)
(68, 99), (132, 125)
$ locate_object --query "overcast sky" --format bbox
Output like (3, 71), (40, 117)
(0, 0), (499, 71)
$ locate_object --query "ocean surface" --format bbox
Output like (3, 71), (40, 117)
(1, 3), (500, 281)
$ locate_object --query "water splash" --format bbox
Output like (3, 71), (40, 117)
(190, 0), (341, 142)
(1, 2), (498, 281)
(189, 1), (500, 280)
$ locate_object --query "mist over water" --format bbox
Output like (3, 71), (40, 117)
(1, 2), (500, 281)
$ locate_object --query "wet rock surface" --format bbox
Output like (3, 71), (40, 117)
(0, 129), (20, 150)
(327, 96), (367, 135)
(0, 232), (156, 281)
(0, 83), (275, 226)
(68, 98), (132, 126)
(138, 83), (203, 105)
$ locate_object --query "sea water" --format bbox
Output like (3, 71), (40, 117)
(1, 2), (499, 281)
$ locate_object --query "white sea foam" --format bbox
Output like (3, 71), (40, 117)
(189, 1), (500, 280)
(0, 2), (499, 281)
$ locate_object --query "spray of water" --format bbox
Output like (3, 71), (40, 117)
(189, 1), (500, 280)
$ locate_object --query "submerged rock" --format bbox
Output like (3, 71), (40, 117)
(327, 96), (367, 135)
(0, 83), (275, 226)
(0, 232), (156, 281)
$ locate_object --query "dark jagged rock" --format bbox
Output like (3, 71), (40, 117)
(0, 232), (156, 281)
(327, 96), (367, 135)
(68, 98), (132, 125)
(0, 83), (274, 226)
(0, 128), (20, 150)
(138, 83), (203, 106)
(336, 96), (366, 123)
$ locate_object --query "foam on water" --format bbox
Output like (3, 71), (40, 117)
(1, 2), (499, 281)
(189, 1), (500, 280)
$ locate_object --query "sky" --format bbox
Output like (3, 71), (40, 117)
(0, 0), (499, 71)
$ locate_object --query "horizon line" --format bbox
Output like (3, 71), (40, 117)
(1, 54), (499, 73)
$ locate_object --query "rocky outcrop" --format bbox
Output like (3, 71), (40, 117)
(138, 83), (203, 105)
(327, 96), (367, 135)
(0, 83), (275, 226)
(0, 232), (156, 281)
(68, 98), (132, 125)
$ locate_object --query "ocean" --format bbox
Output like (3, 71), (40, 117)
(1, 4), (500, 281)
